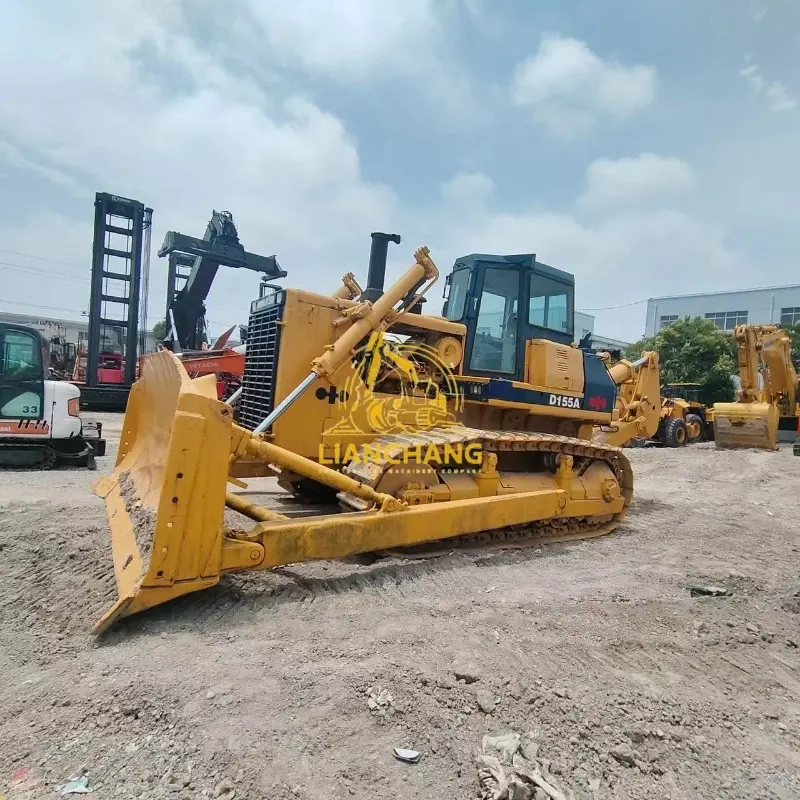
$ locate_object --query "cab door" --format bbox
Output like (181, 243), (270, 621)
(0, 326), (45, 421)
(465, 264), (525, 380)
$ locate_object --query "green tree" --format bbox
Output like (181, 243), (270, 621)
(625, 316), (737, 405)
(783, 322), (800, 358)
(152, 318), (168, 343)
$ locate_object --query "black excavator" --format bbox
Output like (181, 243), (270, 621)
(159, 211), (287, 351)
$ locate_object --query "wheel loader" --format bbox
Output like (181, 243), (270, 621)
(93, 236), (649, 633)
(653, 383), (711, 447)
(714, 324), (798, 450)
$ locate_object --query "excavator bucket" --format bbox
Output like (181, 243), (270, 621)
(713, 401), (779, 450)
(92, 351), (233, 634)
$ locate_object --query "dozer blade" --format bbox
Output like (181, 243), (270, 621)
(92, 351), (234, 634)
(713, 401), (778, 450)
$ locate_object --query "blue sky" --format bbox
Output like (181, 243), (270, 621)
(0, 0), (798, 341)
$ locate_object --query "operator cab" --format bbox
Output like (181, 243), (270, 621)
(442, 253), (574, 382)
(0, 323), (47, 420)
(662, 382), (702, 404)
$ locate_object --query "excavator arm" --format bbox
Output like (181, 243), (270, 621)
(758, 328), (797, 415)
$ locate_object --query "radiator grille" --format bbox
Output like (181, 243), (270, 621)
(236, 301), (283, 431)
(555, 347), (570, 371)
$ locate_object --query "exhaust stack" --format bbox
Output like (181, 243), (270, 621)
(362, 232), (402, 302)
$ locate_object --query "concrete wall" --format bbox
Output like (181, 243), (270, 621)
(645, 286), (800, 337)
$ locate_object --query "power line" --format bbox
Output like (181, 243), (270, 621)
(0, 248), (260, 305)
(0, 247), (86, 269)
(577, 299), (648, 312)
(0, 298), (86, 315)
(0, 259), (89, 284)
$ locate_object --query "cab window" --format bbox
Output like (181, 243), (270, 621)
(470, 267), (519, 373)
(1, 330), (41, 381)
(445, 268), (471, 321)
(528, 275), (572, 335)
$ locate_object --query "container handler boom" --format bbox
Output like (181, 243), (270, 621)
(159, 211), (286, 351)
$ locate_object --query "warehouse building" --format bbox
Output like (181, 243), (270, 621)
(0, 311), (156, 352)
(575, 311), (630, 352)
(644, 285), (800, 337)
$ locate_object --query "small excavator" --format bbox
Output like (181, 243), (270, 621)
(714, 324), (798, 450)
(0, 322), (105, 468)
(92, 236), (655, 633)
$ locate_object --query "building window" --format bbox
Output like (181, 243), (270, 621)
(659, 315), (678, 330)
(780, 307), (800, 326)
(704, 311), (747, 330)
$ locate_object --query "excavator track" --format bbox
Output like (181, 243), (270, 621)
(338, 427), (634, 558)
(0, 441), (57, 470)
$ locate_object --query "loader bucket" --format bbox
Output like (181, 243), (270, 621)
(713, 401), (778, 450)
(92, 351), (234, 634)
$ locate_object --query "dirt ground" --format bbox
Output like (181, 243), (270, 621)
(2, 414), (800, 800)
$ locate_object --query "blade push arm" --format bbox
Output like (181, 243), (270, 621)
(594, 352), (661, 447)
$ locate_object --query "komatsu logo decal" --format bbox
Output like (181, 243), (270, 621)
(549, 394), (581, 409)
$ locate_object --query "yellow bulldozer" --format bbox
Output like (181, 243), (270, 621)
(93, 236), (653, 633)
(714, 324), (798, 450)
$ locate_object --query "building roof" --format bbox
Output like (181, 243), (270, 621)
(0, 310), (88, 327)
(648, 284), (800, 303)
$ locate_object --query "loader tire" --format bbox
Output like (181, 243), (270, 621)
(663, 417), (688, 448)
(685, 413), (704, 443)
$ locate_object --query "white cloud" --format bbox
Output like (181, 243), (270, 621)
(741, 61), (797, 112)
(409, 172), (741, 341)
(578, 154), (695, 212)
(440, 172), (494, 209)
(243, 0), (441, 82)
(230, 0), (478, 120)
(0, 1), (400, 331)
(511, 35), (657, 137)
(0, 3), (791, 347)
(765, 83), (798, 113)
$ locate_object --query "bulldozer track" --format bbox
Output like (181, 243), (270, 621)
(339, 427), (634, 559)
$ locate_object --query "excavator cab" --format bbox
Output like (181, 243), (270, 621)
(443, 254), (574, 380)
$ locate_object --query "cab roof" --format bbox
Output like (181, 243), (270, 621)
(452, 253), (574, 286)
